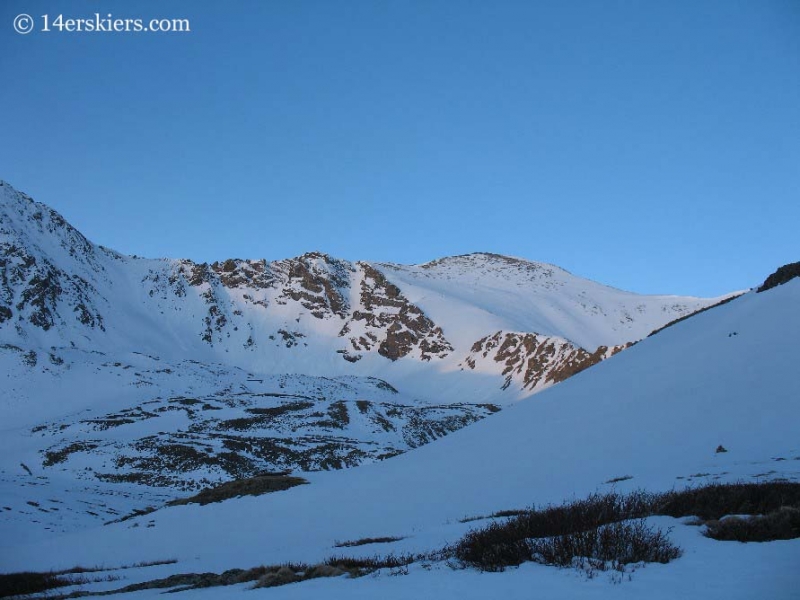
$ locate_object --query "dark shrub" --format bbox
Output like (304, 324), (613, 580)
(452, 483), (800, 572)
(528, 519), (680, 569)
(705, 507), (800, 542)
(453, 491), (661, 571)
(0, 571), (84, 598)
(334, 536), (404, 548)
(656, 482), (800, 521)
(168, 474), (308, 506)
(453, 520), (532, 571)
(323, 553), (414, 573)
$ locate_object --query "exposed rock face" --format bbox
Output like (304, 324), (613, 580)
(345, 263), (453, 361)
(0, 182), (106, 336)
(143, 253), (354, 345)
(134, 253), (454, 360)
(210, 258), (275, 291)
(758, 262), (800, 293)
(1, 250), (102, 332)
(462, 331), (630, 392)
(273, 252), (352, 319)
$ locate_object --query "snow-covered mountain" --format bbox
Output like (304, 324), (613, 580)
(2, 179), (748, 588)
(2, 245), (798, 598)
(0, 179), (722, 392)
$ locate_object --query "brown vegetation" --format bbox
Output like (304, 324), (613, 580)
(168, 473), (308, 506)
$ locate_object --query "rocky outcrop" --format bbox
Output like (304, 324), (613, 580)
(462, 331), (629, 392)
(134, 254), (449, 358)
(273, 253), (352, 319)
(758, 262), (800, 293)
(343, 263), (453, 361)
(0, 182), (106, 336)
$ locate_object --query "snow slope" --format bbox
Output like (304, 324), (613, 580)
(2, 270), (797, 599)
(379, 254), (707, 350)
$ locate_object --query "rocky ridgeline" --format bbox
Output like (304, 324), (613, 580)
(0, 184), (454, 362)
(136, 252), (455, 361)
(1, 181), (458, 364)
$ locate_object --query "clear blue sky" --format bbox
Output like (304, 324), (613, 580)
(1, 0), (798, 296)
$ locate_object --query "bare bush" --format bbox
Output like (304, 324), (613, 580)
(705, 507), (800, 542)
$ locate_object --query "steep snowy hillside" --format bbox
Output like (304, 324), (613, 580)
(2, 266), (797, 599)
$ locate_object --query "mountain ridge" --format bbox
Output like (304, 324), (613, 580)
(0, 179), (727, 396)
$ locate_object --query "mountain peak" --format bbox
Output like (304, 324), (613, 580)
(416, 252), (561, 271)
